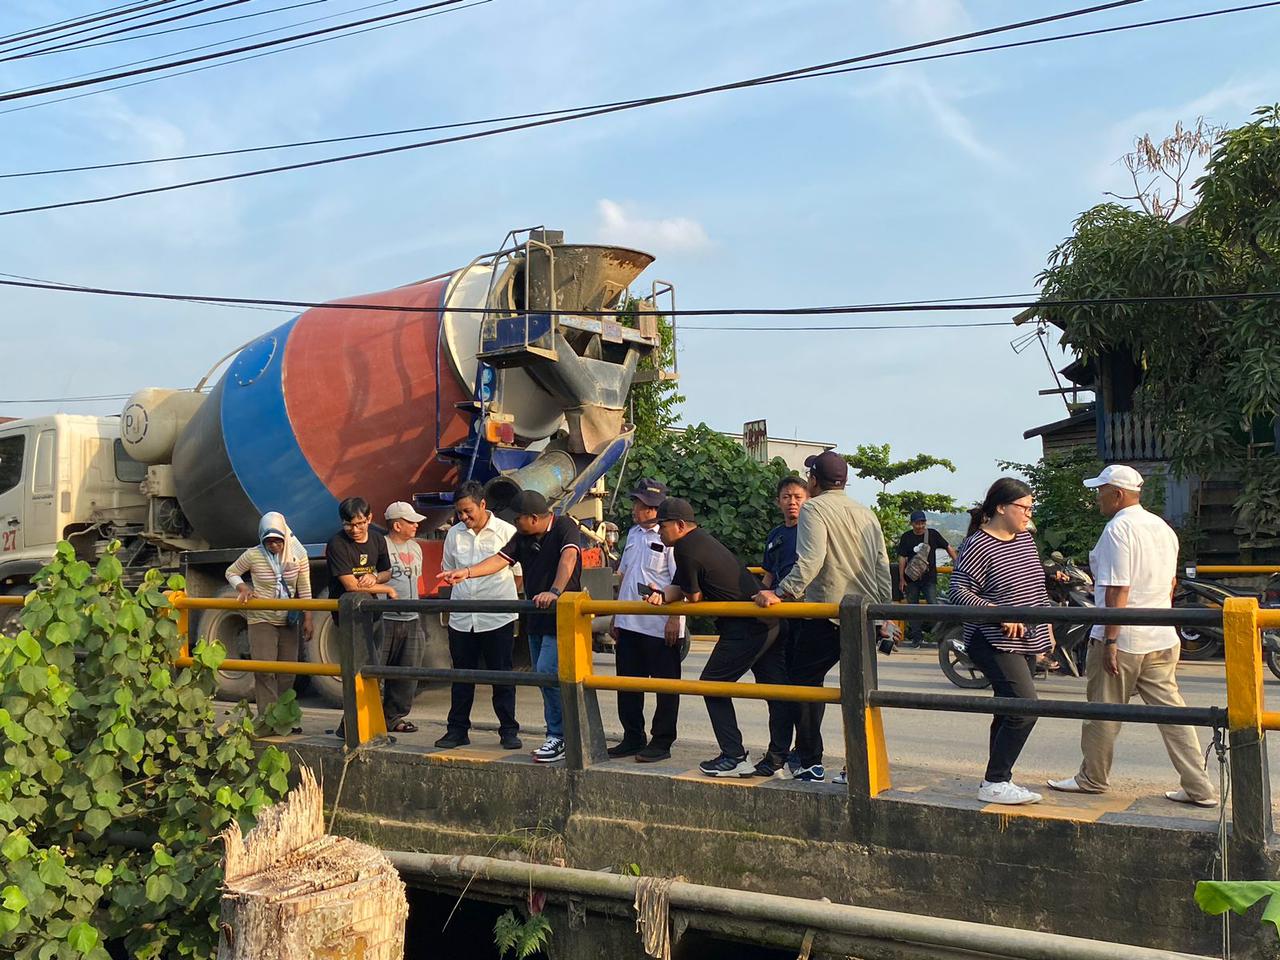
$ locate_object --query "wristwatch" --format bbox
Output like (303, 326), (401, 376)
(549, 586), (563, 597)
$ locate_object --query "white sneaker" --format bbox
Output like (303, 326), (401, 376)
(1165, 789), (1218, 808)
(978, 780), (1042, 805)
(532, 737), (565, 763)
(1046, 776), (1102, 794)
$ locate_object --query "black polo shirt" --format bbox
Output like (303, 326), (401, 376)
(499, 515), (582, 635)
(671, 527), (766, 640)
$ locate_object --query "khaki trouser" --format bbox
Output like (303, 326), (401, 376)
(1075, 642), (1215, 801)
(248, 620), (297, 716)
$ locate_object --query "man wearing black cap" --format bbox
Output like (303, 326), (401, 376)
(896, 509), (957, 647)
(645, 497), (788, 778)
(755, 450), (892, 783)
(608, 478), (684, 762)
(440, 489), (582, 764)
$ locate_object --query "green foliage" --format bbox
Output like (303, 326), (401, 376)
(611, 423), (793, 562)
(843, 444), (956, 493)
(620, 298), (684, 448)
(1036, 105), (1280, 542)
(0, 541), (295, 959)
(998, 449), (1108, 561)
(1196, 880), (1280, 938)
(493, 909), (552, 959)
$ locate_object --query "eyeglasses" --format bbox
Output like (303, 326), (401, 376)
(1007, 501), (1035, 516)
(342, 517), (371, 529)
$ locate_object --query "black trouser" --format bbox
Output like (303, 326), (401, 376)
(615, 627), (682, 749)
(903, 579), (937, 644)
(700, 619), (786, 759)
(787, 618), (842, 767)
(965, 636), (1038, 783)
(446, 623), (519, 737)
(380, 617), (426, 725)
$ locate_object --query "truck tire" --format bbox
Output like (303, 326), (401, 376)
(307, 609), (453, 708)
(194, 585), (296, 704)
(0, 586), (28, 637)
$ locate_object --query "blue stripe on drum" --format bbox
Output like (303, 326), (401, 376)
(219, 316), (340, 544)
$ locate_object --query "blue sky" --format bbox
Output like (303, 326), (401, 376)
(1, 0), (1278, 509)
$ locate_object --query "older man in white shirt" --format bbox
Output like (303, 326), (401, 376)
(1048, 464), (1216, 806)
(437, 481), (522, 751)
(608, 478), (685, 763)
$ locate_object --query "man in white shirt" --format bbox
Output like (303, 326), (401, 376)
(437, 481), (521, 750)
(608, 479), (684, 763)
(1048, 464), (1216, 806)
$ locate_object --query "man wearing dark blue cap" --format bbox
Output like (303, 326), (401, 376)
(896, 509), (957, 647)
(608, 478), (684, 762)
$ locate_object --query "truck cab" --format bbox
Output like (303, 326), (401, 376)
(0, 415), (148, 627)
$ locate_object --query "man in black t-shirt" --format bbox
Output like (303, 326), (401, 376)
(644, 498), (786, 778)
(325, 496), (396, 739)
(896, 510), (958, 647)
(440, 489), (581, 764)
(325, 496), (396, 620)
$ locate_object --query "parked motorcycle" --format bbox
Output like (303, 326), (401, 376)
(937, 555), (1094, 689)
(1173, 573), (1280, 674)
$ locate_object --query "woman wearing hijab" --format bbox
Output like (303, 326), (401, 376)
(225, 511), (313, 715)
(949, 478), (1052, 806)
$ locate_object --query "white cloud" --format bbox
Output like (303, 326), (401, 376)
(594, 199), (711, 253)
(884, 0), (969, 37)
(854, 70), (1009, 171)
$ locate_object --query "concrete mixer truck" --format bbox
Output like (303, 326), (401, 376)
(0, 228), (674, 702)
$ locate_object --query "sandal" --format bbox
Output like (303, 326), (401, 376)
(391, 720), (418, 733)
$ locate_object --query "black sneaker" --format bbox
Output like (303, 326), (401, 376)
(500, 733), (523, 750)
(636, 744), (671, 763)
(607, 740), (646, 759)
(699, 754), (754, 778)
(752, 756), (784, 777)
(434, 732), (470, 749)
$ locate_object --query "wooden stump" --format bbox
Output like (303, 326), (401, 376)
(216, 766), (408, 960)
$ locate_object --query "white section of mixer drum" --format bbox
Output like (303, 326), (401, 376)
(439, 263), (564, 441)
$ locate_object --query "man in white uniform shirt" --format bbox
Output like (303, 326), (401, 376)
(608, 479), (685, 762)
(1048, 464), (1216, 806)
(437, 481), (522, 750)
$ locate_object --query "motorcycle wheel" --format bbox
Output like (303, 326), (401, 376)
(937, 635), (991, 689)
(1177, 626), (1222, 661)
(1265, 632), (1280, 681)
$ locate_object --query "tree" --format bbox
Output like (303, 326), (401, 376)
(610, 423), (792, 563)
(621, 299), (684, 448)
(842, 443), (959, 546)
(1036, 105), (1280, 544)
(0, 542), (296, 958)
(1104, 117), (1221, 221)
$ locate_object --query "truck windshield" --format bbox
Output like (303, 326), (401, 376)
(114, 439), (146, 483)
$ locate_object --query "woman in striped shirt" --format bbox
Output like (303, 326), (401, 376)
(949, 478), (1052, 806)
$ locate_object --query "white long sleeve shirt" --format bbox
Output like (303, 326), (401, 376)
(441, 512), (519, 633)
(614, 523), (684, 639)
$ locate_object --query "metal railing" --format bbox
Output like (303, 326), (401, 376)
(5, 588), (1279, 843)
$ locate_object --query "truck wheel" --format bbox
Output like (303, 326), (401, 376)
(308, 610), (343, 707)
(0, 586), (28, 637)
(194, 586), (279, 703)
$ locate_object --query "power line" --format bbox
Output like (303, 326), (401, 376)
(0, 394), (132, 404)
(0, 0), (188, 49)
(0, 0), (465, 102)
(3, 1), (1270, 214)
(0, 0), (435, 105)
(0, 0), (258, 62)
(1, 0), (211, 56)
(6, 0), (337, 67)
(3, 274), (1279, 318)
(7, 1), (1266, 167)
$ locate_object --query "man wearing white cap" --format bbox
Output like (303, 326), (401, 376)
(380, 500), (428, 733)
(1048, 464), (1216, 806)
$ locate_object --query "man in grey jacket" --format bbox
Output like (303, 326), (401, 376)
(755, 451), (892, 781)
